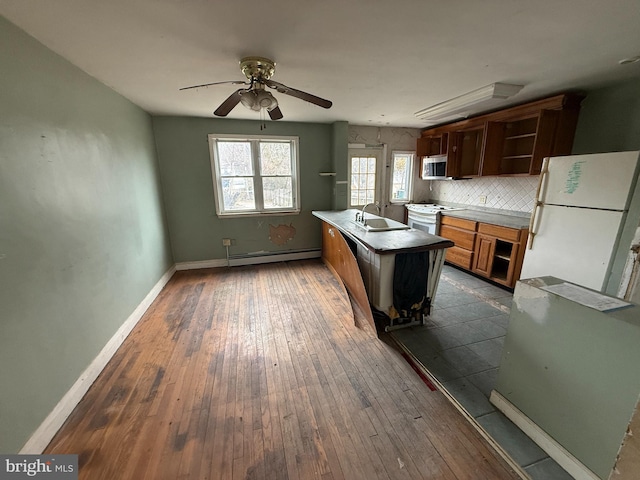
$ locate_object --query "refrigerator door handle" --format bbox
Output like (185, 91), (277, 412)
(528, 158), (550, 249)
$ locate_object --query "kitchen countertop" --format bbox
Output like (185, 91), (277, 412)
(441, 209), (531, 230)
(313, 209), (453, 254)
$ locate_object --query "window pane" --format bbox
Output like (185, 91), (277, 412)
(366, 191), (374, 204)
(260, 142), (292, 175)
(218, 142), (253, 176)
(391, 154), (410, 200)
(221, 177), (255, 210)
(366, 173), (375, 189)
(349, 155), (377, 207)
(262, 177), (293, 209)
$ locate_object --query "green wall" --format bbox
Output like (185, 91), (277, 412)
(0, 17), (173, 452)
(152, 117), (335, 262)
(331, 121), (349, 210)
(573, 76), (640, 153)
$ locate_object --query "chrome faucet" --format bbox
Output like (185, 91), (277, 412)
(360, 202), (380, 225)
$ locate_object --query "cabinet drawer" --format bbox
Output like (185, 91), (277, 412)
(439, 225), (476, 250)
(445, 246), (474, 270)
(441, 215), (477, 231)
(477, 223), (522, 242)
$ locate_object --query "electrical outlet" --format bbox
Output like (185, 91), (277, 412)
(222, 238), (232, 247)
(479, 195), (487, 204)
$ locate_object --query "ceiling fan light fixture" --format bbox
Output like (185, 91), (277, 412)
(256, 90), (278, 110)
(239, 90), (254, 108)
(239, 90), (278, 112)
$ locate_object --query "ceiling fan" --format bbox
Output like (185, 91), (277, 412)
(180, 56), (333, 120)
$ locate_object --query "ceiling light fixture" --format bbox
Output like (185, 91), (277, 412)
(239, 89), (278, 112)
(415, 82), (525, 125)
(238, 86), (280, 130)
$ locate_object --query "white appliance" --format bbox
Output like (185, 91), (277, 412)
(420, 154), (449, 179)
(406, 204), (464, 235)
(521, 151), (640, 296)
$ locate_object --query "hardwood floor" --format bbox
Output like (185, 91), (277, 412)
(45, 260), (519, 480)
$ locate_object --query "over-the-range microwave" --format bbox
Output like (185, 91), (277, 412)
(421, 154), (449, 180)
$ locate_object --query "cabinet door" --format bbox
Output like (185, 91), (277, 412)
(529, 109), (558, 174)
(472, 234), (496, 277)
(481, 122), (506, 176)
(451, 125), (485, 177)
(417, 134), (447, 157)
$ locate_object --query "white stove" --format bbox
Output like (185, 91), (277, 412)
(405, 203), (465, 235)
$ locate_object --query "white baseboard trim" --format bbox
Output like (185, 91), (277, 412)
(175, 249), (321, 270)
(175, 258), (228, 270)
(20, 265), (177, 454)
(489, 390), (600, 480)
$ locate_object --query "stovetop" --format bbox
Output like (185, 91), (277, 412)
(405, 203), (465, 214)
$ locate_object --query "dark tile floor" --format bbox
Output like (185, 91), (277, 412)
(391, 265), (574, 480)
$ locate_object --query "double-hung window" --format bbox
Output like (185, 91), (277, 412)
(208, 134), (300, 216)
(390, 151), (414, 203)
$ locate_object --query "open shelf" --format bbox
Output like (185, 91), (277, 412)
(498, 116), (539, 175)
(491, 257), (510, 281)
(504, 132), (536, 141)
(490, 239), (516, 283)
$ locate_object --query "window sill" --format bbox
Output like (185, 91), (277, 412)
(217, 210), (301, 219)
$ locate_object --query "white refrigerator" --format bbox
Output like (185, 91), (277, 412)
(520, 151), (640, 297)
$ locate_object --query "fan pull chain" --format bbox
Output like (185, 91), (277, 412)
(260, 108), (267, 130)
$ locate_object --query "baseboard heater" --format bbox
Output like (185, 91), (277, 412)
(176, 249), (322, 270)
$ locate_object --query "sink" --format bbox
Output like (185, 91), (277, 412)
(352, 217), (410, 232)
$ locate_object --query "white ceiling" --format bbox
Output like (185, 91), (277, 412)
(2, 0), (640, 128)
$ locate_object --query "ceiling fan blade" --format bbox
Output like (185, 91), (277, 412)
(179, 80), (248, 91)
(265, 80), (332, 109)
(214, 89), (244, 117)
(268, 106), (283, 120)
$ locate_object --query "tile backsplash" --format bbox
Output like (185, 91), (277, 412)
(425, 176), (539, 213)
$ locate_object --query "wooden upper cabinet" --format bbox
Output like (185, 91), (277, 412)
(417, 93), (584, 177)
(482, 109), (561, 175)
(417, 133), (448, 158)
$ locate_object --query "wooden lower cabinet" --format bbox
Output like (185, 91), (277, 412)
(473, 234), (496, 277)
(440, 218), (477, 270)
(440, 216), (528, 288)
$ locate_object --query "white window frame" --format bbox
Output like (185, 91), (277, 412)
(389, 151), (415, 204)
(208, 134), (300, 217)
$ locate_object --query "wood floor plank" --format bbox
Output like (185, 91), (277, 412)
(45, 260), (520, 480)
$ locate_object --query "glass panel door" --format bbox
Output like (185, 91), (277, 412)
(348, 148), (382, 208)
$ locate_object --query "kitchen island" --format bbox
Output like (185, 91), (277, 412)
(312, 209), (454, 333)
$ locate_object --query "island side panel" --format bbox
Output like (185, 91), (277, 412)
(321, 221), (376, 333)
